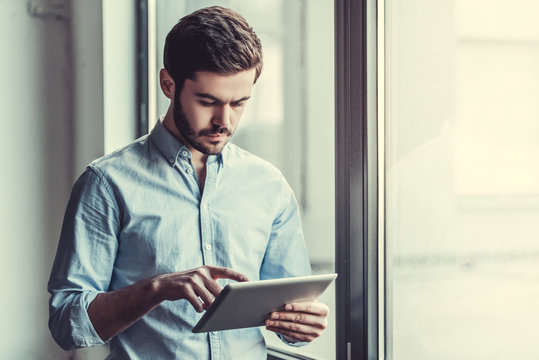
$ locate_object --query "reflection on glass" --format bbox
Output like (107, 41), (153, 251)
(155, 1), (335, 358)
(386, 1), (539, 359)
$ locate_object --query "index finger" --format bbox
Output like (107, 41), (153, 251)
(284, 301), (329, 316)
(206, 266), (249, 282)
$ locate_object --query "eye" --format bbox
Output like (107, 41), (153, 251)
(199, 100), (216, 107)
(231, 101), (245, 108)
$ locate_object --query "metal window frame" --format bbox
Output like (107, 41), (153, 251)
(136, 0), (149, 137)
(335, 0), (380, 359)
(268, 347), (318, 360)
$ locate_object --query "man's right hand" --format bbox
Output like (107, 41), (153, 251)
(155, 265), (248, 312)
(88, 265), (248, 340)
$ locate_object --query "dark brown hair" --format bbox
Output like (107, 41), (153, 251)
(163, 6), (263, 90)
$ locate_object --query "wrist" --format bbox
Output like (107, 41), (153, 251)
(148, 274), (167, 303)
(281, 334), (300, 343)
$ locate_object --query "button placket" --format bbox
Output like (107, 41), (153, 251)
(202, 160), (222, 359)
(200, 199), (215, 266)
(200, 161), (218, 268)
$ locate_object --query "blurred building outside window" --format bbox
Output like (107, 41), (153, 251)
(385, 1), (539, 358)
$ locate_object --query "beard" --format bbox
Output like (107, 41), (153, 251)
(173, 93), (234, 155)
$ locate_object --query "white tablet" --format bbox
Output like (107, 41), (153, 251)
(192, 273), (337, 333)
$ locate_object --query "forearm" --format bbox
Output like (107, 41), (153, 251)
(86, 266), (247, 341)
(88, 276), (164, 341)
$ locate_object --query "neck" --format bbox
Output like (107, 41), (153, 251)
(162, 107), (208, 167)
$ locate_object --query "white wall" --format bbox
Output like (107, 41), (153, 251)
(0, 0), (134, 358)
(0, 0), (74, 358)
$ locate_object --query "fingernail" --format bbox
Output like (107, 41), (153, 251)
(271, 313), (279, 319)
(266, 320), (273, 326)
(285, 304), (292, 311)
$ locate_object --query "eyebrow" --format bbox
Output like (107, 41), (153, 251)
(195, 93), (251, 104)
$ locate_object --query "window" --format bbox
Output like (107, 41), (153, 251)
(333, 1), (539, 359)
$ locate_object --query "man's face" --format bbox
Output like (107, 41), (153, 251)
(173, 69), (256, 155)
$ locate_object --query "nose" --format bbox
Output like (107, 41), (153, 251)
(212, 104), (231, 128)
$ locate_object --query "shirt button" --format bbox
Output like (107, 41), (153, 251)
(212, 331), (218, 335)
(205, 244), (212, 251)
(168, 158), (175, 165)
(181, 150), (189, 157)
(202, 203), (208, 209)
(186, 168), (193, 174)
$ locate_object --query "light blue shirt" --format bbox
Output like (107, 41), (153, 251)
(48, 119), (311, 359)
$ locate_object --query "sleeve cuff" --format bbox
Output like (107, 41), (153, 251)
(70, 291), (106, 347)
(276, 333), (309, 347)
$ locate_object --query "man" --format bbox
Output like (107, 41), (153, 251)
(48, 6), (328, 359)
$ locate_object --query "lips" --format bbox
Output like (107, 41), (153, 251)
(205, 133), (226, 139)
(200, 129), (232, 138)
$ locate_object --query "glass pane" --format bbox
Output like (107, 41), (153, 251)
(385, 1), (539, 359)
(155, 1), (335, 358)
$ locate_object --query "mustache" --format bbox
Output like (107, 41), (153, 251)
(199, 126), (232, 137)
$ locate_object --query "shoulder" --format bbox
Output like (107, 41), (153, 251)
(224, 142), (287, 182)
(87, 134), (151, 179)
(222, 143), (295, 208)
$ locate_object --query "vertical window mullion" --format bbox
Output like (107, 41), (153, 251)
(335, 0), (379, 359)
(136, 0), (149, 137)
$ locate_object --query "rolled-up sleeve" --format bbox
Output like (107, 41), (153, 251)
(48, 167), (120, 350)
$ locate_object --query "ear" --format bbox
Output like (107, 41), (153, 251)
(159, 68), (176, 100)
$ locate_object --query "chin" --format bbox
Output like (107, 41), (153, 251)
(195, 143), (226, 155)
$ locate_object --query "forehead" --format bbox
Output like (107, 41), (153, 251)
(184, 70), (256, 100)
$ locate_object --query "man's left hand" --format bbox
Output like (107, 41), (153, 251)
(265, 301), (329, 343)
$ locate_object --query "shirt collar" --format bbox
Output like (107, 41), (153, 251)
(150, 116), (225, 168)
